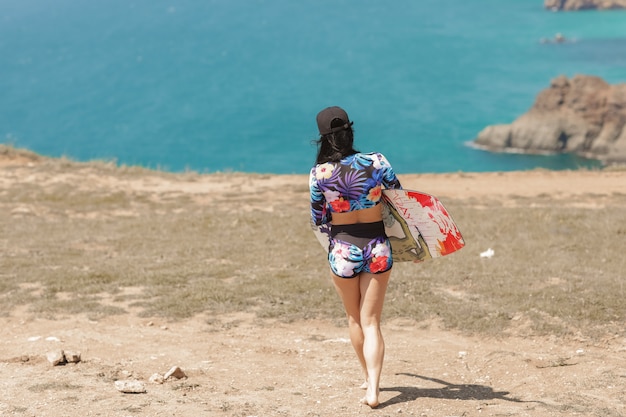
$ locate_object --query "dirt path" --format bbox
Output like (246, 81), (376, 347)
(2, 312), (625, 416)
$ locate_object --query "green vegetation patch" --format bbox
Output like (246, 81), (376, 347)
(1, 160), (625, 340)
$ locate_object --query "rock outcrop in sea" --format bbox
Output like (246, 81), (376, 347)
(474, 75), (626, 165)
(545, 0), (626, 10)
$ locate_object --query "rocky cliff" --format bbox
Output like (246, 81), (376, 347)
(545, 0), (626, 10)
(474, 75), (626, 165)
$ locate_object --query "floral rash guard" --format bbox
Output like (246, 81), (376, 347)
(309, 152), (402, 226)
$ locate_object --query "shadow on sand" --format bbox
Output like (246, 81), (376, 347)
(379, 373), (544, 409)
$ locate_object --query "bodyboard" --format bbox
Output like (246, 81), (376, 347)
(312, 189), (465, 263)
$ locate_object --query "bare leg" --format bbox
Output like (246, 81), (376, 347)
(332, 270), (391, 408)
(358, 271), (390, 407)
(331, 273), (368, 385)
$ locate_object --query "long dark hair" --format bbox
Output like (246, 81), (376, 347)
(314, 123), (358, 164)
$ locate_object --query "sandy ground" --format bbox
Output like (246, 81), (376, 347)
(1, 154), (626, 417)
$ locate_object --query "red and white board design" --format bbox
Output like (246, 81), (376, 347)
(313, 189), (465, 263)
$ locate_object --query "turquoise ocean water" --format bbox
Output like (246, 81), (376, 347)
(1, 0), (626, 174)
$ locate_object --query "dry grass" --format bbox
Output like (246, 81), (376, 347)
(389, 199), (626, 338)
(1, 148), (625, 341)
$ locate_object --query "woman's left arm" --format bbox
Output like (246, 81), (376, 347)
(309, 170), (329, 225)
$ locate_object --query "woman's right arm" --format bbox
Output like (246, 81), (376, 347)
(377, 153), (402, 190)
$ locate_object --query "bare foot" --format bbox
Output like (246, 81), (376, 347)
(360, 387), (380, 408)
(360, 396), (380, 408)
(359, 381), (368, 390)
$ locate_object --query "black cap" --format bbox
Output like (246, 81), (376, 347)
(316, 106), (353, 135)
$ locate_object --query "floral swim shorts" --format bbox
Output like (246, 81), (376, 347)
(328, 221), (393, 278)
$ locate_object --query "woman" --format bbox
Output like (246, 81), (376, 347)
(309, 106), (402, 408)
